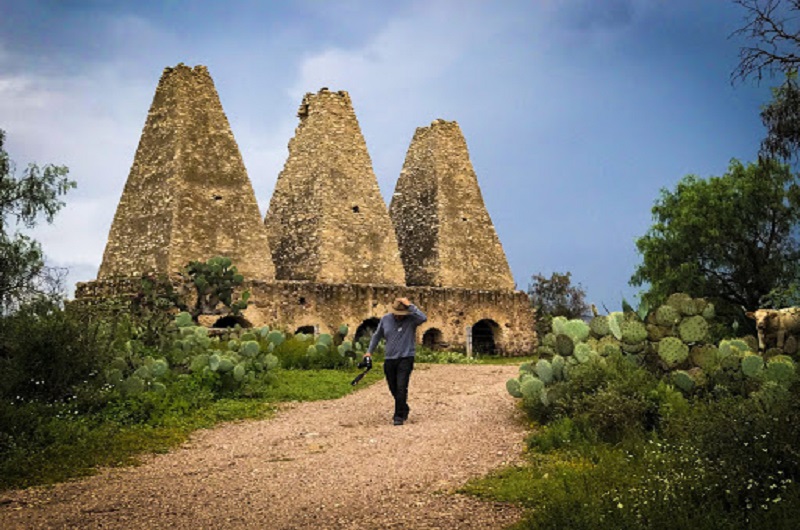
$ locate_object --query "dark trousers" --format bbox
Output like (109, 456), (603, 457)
(384, 356), (414, 421)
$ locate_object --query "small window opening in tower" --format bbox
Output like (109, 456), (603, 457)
(213, 194), (223, 201)
(462, 217), (468, 221)
(352, 205), (360, 213)
(298, 296), (306, 305)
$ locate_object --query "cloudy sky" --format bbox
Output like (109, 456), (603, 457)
(0, 0), (773, 309)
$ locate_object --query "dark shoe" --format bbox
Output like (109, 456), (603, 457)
(393, 418), (404, 426)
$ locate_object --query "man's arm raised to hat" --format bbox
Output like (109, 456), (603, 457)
(405, 300), (427, 324)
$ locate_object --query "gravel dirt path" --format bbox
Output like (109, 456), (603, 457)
(1, 364), (528, 529)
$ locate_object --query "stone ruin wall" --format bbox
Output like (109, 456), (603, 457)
(390, 119), (515, 290)
(75, 280), (536, 355)
(264, 88), (405, 286)
(80, 64), (536, 355)
(98, 64), (274, 281)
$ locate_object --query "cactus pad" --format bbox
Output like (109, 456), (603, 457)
(562, 319), (591, 342)
(535, 359), (554, 384)
(551, 355), (565, 380)
(672, 370), (695, 393)
(175, 312), (193, 328)
(551, 316), (568, 336)
(506, 378), (523, 398)
(241, 340), (260, 357)
(655, 305), (681, 327)
(574, 342), (592, 363)
(741, 354), (764, 378)
(765, 355), (796, 383)
(607, 312), (624, 340)
(621, 321), (647, 344)
(658, 337), (689, 368)
(520, 377), (545, 401)
(555, 334), (574, 356)
(589, 315), (610, 337)
(267, 331), (285, 347)
(678, 316), (709, 343)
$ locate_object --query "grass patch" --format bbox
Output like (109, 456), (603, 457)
(0, 366), (380, 492)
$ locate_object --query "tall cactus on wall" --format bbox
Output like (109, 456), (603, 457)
(182, 256), (250, 320)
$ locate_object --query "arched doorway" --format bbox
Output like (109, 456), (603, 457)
(212, 315), (252, 328)
(472, 319), (499, 355)
(422, 328), (443, 350)
(355, 318), (380, 347)
(295, 325), (316, 335)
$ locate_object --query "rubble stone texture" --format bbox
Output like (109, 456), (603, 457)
(264, 89), (405, 285)
(390, 119), (515, 290)
(98, 64), (275, 281)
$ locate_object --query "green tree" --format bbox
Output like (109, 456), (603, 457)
(630, 159), (800, 310)
(528, 271), (589, 336)
(0, 129), (75, 313)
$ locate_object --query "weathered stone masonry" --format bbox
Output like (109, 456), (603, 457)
(76, 280), (534, 354)
(264, 89), (405, 286)
(98, 64), (275, 282)
(79, 64), (536, 355)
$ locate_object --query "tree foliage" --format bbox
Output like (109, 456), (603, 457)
(631, 159), (800, 310)
(528, 272), (589, 336)
(732, 1), (800, 161)
(0, 129), (75, 312)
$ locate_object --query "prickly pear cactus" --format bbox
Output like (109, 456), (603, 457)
(597, 336), (622, 356)
(655, 305), (681, 327)
(719, 339), (751, 358)
(607, 312), (625, 341)
(590, 315), (610, 337)
(673, 370), (695, 393)
(506, 378), (523, 398)
(535, 359), (554, 384)
(555, 334), (574, 356)
(574, 342), (593, 363)
(666, 293), (692, 312)
(175, 312), (194, 328)
(520, 377), (545, 402)
(562, 319), (591, 343)
(741, 353), (764, 378)
(551, 355), (565, 380)
(765, 355), (796, 383)
(551, 316), (568, 336)
(267, 330), (285, 347)
(678, 315), (708, 343)
(658, 337), (689, 368)
(621, 321), (647, 344)
(240, 341), (260, 357)
(690, 344), (719, 371)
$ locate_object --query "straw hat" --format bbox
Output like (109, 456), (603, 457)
(390, 298), (410, 316)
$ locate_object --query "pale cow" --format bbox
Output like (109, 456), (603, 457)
(745, 307), (800, 351)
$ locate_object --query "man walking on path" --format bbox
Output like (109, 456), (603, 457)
(364, 297), (427, 425)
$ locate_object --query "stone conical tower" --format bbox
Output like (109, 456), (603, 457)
(264, 88), (405, 285)
(98, 64), (275, 281)
(390, 119), (515, 290)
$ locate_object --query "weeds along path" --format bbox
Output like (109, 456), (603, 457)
(1, 364), (527, 530)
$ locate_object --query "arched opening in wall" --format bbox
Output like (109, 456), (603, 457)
(472, 319), (499, 355)
(295, 325), (316, 335)
(422, 328), (443, 350)
(355, 318), (380, 348)
(213, 315), (252, 329)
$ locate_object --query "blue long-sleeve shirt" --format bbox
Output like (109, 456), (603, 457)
(367, 304), (427, 359)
